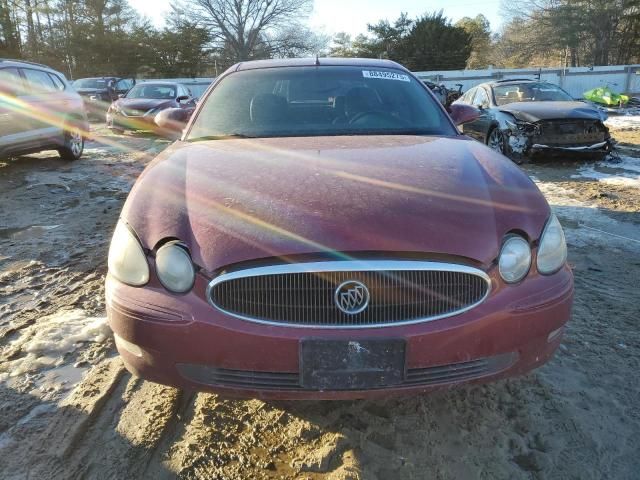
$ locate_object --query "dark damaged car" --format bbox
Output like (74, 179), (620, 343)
(454, 79), (612, 161)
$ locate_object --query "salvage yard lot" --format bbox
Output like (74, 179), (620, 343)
(1, 119), (639, 479)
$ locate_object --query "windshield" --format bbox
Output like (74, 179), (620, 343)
(126, 84), (176, 99)
(73, 78), (110, 89)
(187, 66), (455, 140)
(493, 82), (573, 105)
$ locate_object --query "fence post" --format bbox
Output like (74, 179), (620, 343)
(624, 66), (632, 94)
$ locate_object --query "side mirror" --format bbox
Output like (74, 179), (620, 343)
(176, 95), (189, 103)
(448, 103), (481, 126)
(155, 107), (192, 139)
(118, 93), (125, 98)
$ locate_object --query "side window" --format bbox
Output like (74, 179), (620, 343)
(0, 68), (26, 97)
(48, 73), (65, 91)
(115, 79), (132, 91)
(473, 88), (489, 108)
(462, 87), (476, 104)
(22, 68), (57, 94)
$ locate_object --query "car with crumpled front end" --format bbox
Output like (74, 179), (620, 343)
(106, 58), (573, 399)
(106, 81), (196, 133)
(453, 79), (612, 161)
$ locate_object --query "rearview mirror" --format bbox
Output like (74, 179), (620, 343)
(155, 107), (192, 139)
(448, 104), (481, 126)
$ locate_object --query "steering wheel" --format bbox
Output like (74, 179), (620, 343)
(348, 110), (408, 127)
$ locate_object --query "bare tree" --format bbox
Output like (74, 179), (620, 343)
(174, 0), (313, 62)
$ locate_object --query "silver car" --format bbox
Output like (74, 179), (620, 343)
(0, 59), (88, 160)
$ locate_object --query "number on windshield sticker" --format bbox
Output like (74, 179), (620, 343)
(362, 70), (411, 82)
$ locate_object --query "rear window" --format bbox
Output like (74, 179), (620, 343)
(188, 66), (456, 140)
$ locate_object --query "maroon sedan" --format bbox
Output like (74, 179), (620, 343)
(106, 58), (572, 399)
(106, 81), (195, 133)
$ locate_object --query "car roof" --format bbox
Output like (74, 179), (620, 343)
(0, 58), (61, 74)
(74, 76), (119, 81)
(134, 81), (179, 86)
(485, 79), (549, 87)
(234, 57), (408, 72)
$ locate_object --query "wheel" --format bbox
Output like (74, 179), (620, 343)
(487, 127), (506, 154)
(57, 123), (84, 160)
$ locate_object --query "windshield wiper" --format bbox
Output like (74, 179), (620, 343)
(187, 134), (256, 142)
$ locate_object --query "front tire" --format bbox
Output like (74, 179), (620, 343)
(58, 124), (84, 160)
(487, 127), (506, 154)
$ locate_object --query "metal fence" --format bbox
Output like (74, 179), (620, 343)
(141, 66), (640, 99)
(414, 65), (640, 97)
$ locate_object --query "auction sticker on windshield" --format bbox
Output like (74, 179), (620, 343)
(362, 70), (411, 82)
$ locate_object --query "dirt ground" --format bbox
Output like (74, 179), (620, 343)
(1, 119), (639, 479)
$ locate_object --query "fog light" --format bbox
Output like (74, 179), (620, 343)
(114, 333), (144, 358)
(547, 326), (564, 343)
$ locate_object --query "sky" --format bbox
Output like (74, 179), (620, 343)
(128, 0), (504, 37)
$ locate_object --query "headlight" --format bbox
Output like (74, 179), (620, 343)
(108, 220), (149, 286)
(499, 235), (531, 283)
(537, 214), (567, 274)
(155, 241), (195, 293)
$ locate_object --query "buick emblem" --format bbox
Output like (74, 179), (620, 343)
(335, 280), (370, 314)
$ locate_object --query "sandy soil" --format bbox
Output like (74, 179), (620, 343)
(1, 124), (639, 479)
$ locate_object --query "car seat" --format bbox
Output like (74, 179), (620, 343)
(250, 93), (288, 124)
(333, 87), (381, 124)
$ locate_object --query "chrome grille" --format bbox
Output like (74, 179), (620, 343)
(535, 120), (606, 146)
(208, 261), (490, 328)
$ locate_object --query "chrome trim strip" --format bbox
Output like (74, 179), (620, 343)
(206, 260), (492, 329)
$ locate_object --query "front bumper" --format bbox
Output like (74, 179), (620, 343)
(530, 140), (610, 154)
(107, 112), (158, 131)
(106, 266), (573, 399)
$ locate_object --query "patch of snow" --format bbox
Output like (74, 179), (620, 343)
(570, 155), (640, 188)
(83, 148), (110, 155)
(0, 310), (109, 380)
(533, 180), (640, 252)
(605, 115), (640, 131)
(608, 155), (640, 173)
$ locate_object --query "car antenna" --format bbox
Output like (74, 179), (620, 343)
(315, 54), (320, 66)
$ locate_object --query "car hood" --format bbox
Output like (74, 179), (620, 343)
(115, 98), (174, 111)
(498, 101), (604, 122)
(122, 136), (550, 272)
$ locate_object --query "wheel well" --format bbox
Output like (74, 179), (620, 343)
(62, 114), (87, 138)
(485, 123), (500, 144)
